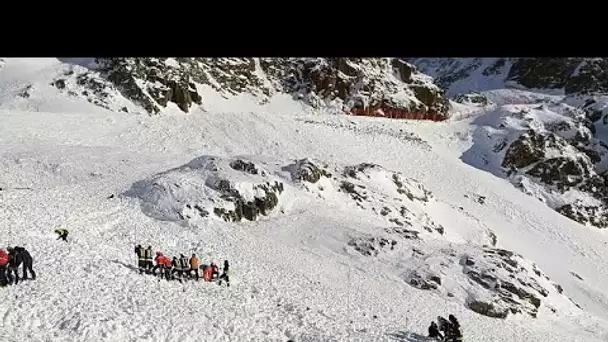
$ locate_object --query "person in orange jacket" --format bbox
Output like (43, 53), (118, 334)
(189, 253), (200, 280)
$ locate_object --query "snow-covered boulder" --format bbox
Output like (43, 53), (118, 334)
(401, 245), (579, 319)
(338, 163), (444, 235)
(122, 156), (286, 223)
(281, 158), (331, 184)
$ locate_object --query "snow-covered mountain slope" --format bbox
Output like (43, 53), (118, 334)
(1, 58), (608, 342)
(409, 58), (608, 229)
(34, 57), (449, 118)
(409, 58), (608, 98)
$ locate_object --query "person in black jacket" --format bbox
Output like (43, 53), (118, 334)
(437, 316), (449, 337)
(428, 321), (443, 340)
(6, 247), (18, 285)
(7, 246), (36, 284)
(446, 314), (463, 342)
(134, 245), (145, 274)
(218, 260), (230, 287)
(55, 229), (69, 242)
(144, 246), (153, 274)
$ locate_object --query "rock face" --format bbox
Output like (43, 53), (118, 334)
(497, 105), (608, 228)
(339, 163), (444, 235)
(462, 248), (547, 318)
(400, 245), (575, 319)
(55, 58), (450, 116)
(93, 58), (203, 115)
(410, 58), (608, 228)
(409, 57), (608, 97)
(453, 92), (489, 106)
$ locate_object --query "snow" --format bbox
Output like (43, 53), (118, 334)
(1, 58), (608, 341)
(164, 58), (180, 68)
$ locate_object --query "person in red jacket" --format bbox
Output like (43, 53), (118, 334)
(203, 263), (213, 281)
(0, 249), (9, 287)
(152, 252), (172, 280)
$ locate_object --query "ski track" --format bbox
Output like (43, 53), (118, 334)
(0, 58), (608, 341)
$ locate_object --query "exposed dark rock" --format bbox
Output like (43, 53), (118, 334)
(392, 174), (432, 202)
(230, 160), (259, 175)
(340, 181), (366, 202)
(343, 163), (381, 179)
(284, 158), (330, 184)
(489, 231), (498, 246)
(385, 227), (420, 240)
(556, 204), (608, 228)
(408, 271), (441, 290)
(454, 92), (489, 106)
(526, 157), (586, 190)
(213, 181), (283, 222)
(570, 271), (584, 281)
(462, 247), (551, 318)
(501, 130), (548, 169)
(507, 58), (581, 90)
(468, 300), (509, 319)
(65, 58), (451, 116)
(52, 79), (66, 89)
(391, 58), (413, 83)
(18, 85), (32, 98)
(348, 236), (397, 257)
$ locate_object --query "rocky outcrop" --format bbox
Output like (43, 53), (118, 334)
(282, 158), (331, 184)
(500, 110), (608, 228)
(506, 58), (582, 90)
(408, 58), (608, 228)
(409, 57), (608, 97)
(407, 270), (442, 290)
(122, 156), (286, 223)
(453, 92), (489, 106)
(501, 130), (556, 170)
(467, 300), (509, 318)
(56, 58), (450, 116)
(462, 248), (548, 318)
(339, 163), (444, 234)
(95, 58), (203, 114)
(347, 236), (398, 257)
(211, 180), (284, 222)
(400, 245), (572, 319)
